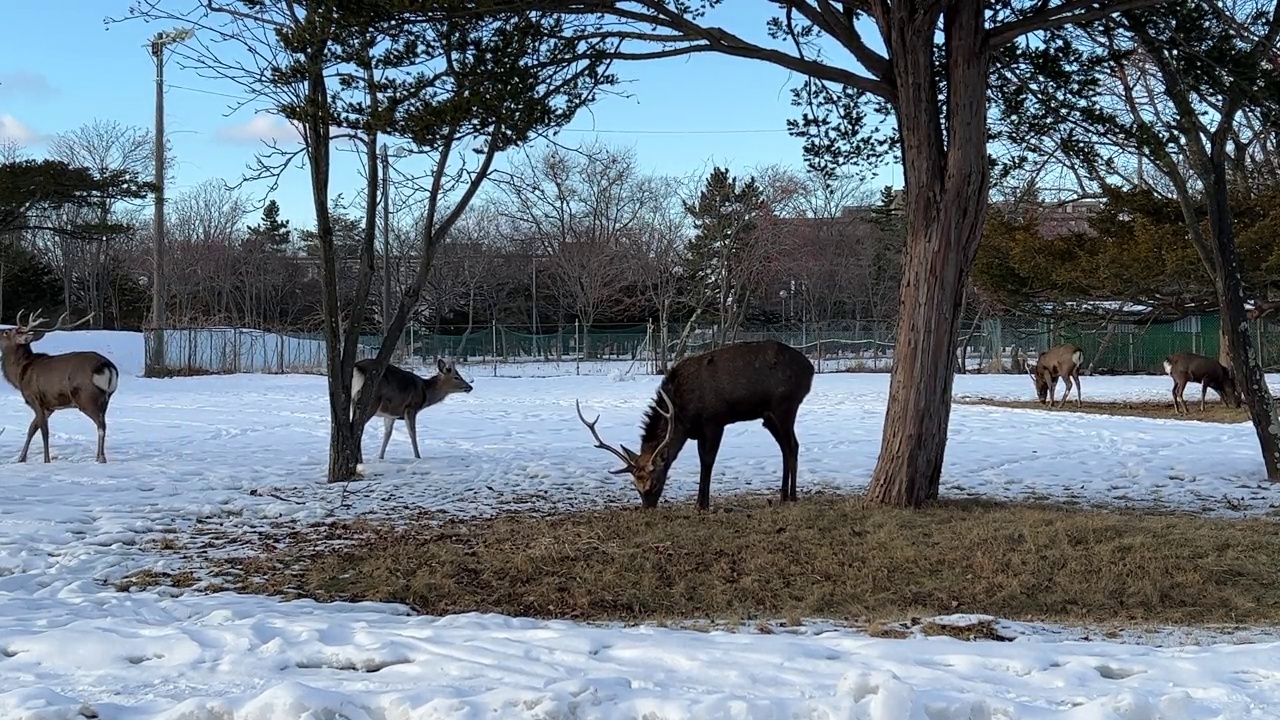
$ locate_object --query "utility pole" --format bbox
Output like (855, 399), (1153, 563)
(147, 28), (192, 376)
(381, 143), (391, 335)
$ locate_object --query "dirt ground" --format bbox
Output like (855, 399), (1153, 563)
(958, 398), (1248, 424)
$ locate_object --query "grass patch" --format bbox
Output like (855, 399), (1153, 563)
(127, 494), (1280, 628)
(958, 398), (1247, 424)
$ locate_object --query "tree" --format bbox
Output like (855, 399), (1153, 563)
(247, 200), (292, 254)
(682, 166), (784, 346)
(494, 144), (648, 354)
(123, 0), (614, 482)
(47, 120), (158, 327)
(492, 0), (1161, 507)
(1020, 0), (1280, 477)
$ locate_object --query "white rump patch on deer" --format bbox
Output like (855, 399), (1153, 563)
(1163, 360), (1173, 375)
(92, 366), (119, 394)
(350, 367), (366, 420)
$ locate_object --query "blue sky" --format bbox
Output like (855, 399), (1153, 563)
(0, 1), (899, 227)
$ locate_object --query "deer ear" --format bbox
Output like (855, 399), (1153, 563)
(437, 358), (447, 372)
(620, 445), (639, 462)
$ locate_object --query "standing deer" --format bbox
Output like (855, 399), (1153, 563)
(1028, 344), (1084, 407)
(576, 339), (815, 511)
(350, 357), (473, 460)
(0, 310), (119, 463)
(1164, 351), (1239, 414)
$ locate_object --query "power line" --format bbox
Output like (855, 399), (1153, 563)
(164, 82), (790, 136)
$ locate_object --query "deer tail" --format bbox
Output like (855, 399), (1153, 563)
(1071, 349), (1084, 366)
(91, 360), (119, 395)
(1162, 360), (1173, 375)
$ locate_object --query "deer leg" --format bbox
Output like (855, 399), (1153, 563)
(1073, 367), (1082, 407)
(1173, 381), (1185, 414)
(1059, 375), (1074, 409)
(762, 415), (791, 503)
(1200, 383), (1209, 412)
(78, 399), (109, 464)
(695, 426), (724, 512)
(1049, 376), (1059, 407)
(765, 413), (800, 503)
(405, 411), (422, 459)
(38, 413), (51, 464)
(378, 416), (395, 460)
(18, 414), (42, 463)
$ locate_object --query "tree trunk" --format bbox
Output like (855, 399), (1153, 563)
(865, 0), (989, 507)
(1205, 154), (1280, 479)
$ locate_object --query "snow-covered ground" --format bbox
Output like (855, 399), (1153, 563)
(3, 332), (1280, 717)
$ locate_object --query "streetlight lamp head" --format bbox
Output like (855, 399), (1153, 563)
(152, 27), (194, 48)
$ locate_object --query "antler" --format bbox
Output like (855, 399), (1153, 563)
(20, 310), (93, 333)
(575, 400), (636, 474)
(649, 388), (676, 461)
(47, 311), (94, 332)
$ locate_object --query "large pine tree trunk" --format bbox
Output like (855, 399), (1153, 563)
(865, 0), (989, 507)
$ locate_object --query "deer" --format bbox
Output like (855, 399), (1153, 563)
(0, 310), (119, 463)
(575, 339), (815, 511)
(350, 357), (473, 460)
(1027, 343), (1084, 408)
(1164, 351), (1239, 414)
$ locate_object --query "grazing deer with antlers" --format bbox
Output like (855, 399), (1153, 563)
(0, 310), (119, 463)
(1027, 343), (1084, 408)
(350, 357), (473, 460)
(576, 340), (815, 511)
(1164, 351), (1239, 414)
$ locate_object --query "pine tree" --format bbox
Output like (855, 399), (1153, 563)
(246, 200), (292, 254)
(682, 167), (765, 338)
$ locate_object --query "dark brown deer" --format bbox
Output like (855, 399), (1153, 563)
(576, 339), (815, 511)
(1028, 344), (1084, 407)
(1164, 351), (1239, 414)
(350, 357), (473, 459)
(0, 310), (119, 463)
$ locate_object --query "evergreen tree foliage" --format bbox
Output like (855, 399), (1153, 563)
(682, 167), (765, 311)
(246, 200), (292, 254)
(0, 241), (61, 324)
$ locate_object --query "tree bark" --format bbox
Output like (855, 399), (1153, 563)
(865, 0), (989, 507)
(1206, 154), (1280, 479)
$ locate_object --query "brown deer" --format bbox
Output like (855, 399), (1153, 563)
(350, 357), (473, 460)
(576, 339), (815, 511)
(1164, 351), (1239, 414)
(1027, 344), (1084, 407)
(0, 310), (119, 463)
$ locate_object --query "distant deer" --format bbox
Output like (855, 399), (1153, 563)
(576, 339), (815, 511)
(0, 310), (119, 463)
(350, 357), (473, 460)
(1028, 344), (1084, 407)
(1164, 351), (1239, 414)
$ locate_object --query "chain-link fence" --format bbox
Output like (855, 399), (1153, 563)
(142, 315), (1280, 377)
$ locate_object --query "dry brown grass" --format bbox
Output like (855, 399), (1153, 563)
(125, 494), (1280, 629)
(958, 398), (1247, 424)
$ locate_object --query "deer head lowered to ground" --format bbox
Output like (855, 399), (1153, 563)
(350, 357), (473, 460)
(576, 339), (815, 511)
(1027, 343), (1084, 408)
(0, 310), (119, 463)
(1164, 351), (1239, 414)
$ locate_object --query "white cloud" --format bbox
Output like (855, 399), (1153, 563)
(0, 114), (40, 145)
(217, 114), (304, 146)
(0, 71), (57, 100)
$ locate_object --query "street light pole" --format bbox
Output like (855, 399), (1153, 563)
(147, 27), (192, 376)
